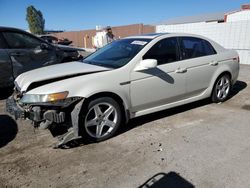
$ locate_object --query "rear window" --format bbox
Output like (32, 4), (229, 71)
(180, 37), (216, 60)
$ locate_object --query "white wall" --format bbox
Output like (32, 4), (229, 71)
(156, 20), (250, 64)
(227, 10), (250, 22)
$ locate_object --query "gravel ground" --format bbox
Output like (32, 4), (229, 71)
(0, 65), (250, 188)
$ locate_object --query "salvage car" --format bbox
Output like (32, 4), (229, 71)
(40, 35), (73, 46)
(39, 35), (59, 44)
(6, 33), (239, 147)
(0, 27), (83, 88)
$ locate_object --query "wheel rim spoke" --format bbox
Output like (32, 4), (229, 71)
(216, 76), (230, 100)
(219, 79), (224, 86)
(217, 90), (222, 98)
(224, 81), (229, 90)
(223, 91), (227, 98)
(104, 106), (114, 119)
(86, 119), (98, 127)
(96, 124), (104, 138)
(105, 120), (116, 128)
(94, 105), (102, 117)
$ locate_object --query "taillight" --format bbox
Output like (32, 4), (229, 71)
(233, 56), (240, 63)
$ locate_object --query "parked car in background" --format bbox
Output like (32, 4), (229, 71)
(40, 35), (73, 46)
(57, 38), (73, 46)
(0, 27), (83, 88)
(40, 35), (58, 44)
(6, 33), (239, 147)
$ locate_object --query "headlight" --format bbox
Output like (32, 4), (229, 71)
(20, 91), (69, 103)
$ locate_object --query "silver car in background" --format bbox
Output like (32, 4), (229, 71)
(6, 33), (239, 147)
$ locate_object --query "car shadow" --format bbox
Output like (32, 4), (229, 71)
(228, 80), (247, 99)
(123, 98), (211, 133)
(139, 68), (175, 84)
(60, 80), (247, 149)
(138, 172), (194, 188)
(0, 115), (18, 148)
(0, 87), (13, 100)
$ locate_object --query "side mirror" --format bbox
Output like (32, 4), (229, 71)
(135, 59), (157, 71)
(40, 43), (52, 50)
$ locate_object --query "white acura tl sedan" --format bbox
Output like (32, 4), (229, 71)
(6, 33), (239, 147)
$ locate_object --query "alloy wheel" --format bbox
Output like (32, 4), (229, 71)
(84, 102), (118, 139)
(215, 76), (230, 100)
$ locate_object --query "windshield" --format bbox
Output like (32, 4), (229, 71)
(82, 38), (151, 68)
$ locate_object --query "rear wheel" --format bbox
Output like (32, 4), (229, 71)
(211, 74), (231, 103)
(80, 97), (122, 142)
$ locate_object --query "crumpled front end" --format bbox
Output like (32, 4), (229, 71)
(6, 87), (84, 148)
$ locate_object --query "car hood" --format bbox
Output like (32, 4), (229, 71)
(15, 61), (111, 92)
(54, 44), (85, 51)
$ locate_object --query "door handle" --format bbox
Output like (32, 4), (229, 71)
(175, 68), (187, 73)
(10, 52), (25, 56)
(209, 61), (218, 66)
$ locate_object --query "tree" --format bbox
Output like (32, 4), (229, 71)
(26, 5), (45, 34)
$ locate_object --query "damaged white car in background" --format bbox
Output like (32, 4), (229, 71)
(6, 33), (239, 148)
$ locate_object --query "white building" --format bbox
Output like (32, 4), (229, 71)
(156, 4), (250, 64)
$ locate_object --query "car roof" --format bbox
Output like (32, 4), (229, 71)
(126, 33), (168, 39)
(0, 26), (53, 44)
(126, 33), (205, 39)
(0, 26), (28, 33)
(125, 32), (216, 41)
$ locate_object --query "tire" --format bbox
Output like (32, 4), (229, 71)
(79, 97), (122, 142)
(211, 74), (231, 103)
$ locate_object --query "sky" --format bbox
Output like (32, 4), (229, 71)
(0, 0), (249, 31)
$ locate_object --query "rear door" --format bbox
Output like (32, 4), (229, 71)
(179, 37), (217, 96)
(0, 33), (13, 87)
(2, 31), (58, 78)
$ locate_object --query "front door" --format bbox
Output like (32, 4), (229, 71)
(2, 31), (58, 78)
(0, 33), (13, 87)
(130, 37), (187, 112)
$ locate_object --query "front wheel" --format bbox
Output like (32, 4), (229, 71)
(211, 74), (231, 103)
(80, 97), (122, 142)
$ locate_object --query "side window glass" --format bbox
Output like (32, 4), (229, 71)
(180, 37), (216, 60)
(0, 34), (7, 49)
(202, 40), (217, 55)
(143, 37), (179, 65)
(2, 32), (41, 49)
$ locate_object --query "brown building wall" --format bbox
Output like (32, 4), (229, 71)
(53, 24), (155, 48)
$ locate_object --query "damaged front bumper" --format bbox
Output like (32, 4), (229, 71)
(6, 97), (70, 124)
(6, 96), (84, 148)
(6, 97), (25, 120)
